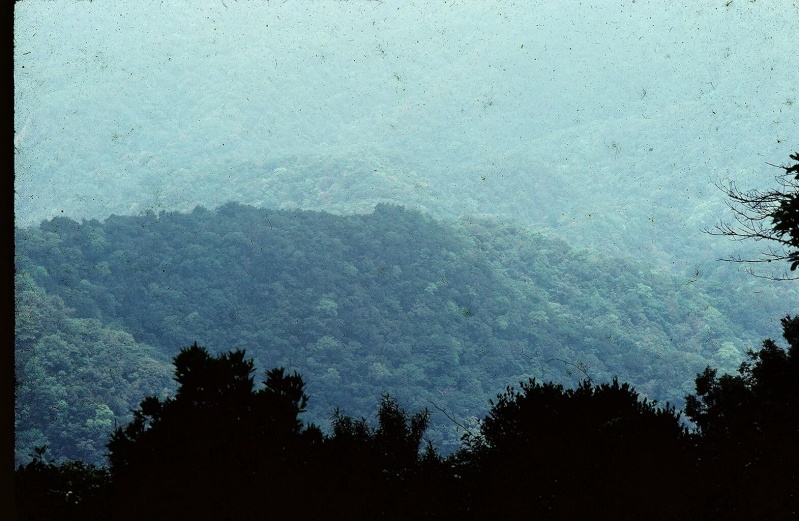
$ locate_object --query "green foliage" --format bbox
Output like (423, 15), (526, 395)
(14, 273), (173, 466)
(15, 204), (778, 461)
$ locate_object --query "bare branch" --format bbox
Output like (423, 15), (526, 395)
(706, 153), (799, 280)
(545, 357), (594, 385)
(428, 400), (477, 438)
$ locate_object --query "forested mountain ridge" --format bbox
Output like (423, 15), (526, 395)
(14, 203), (784, 464)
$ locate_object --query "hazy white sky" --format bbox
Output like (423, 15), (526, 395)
(14, 0), (798, 229)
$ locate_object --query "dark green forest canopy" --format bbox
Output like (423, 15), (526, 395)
(13, 203), (789, 463)
(14, 272), (173, 467)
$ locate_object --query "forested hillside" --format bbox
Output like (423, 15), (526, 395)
(14, 273), (173, 466)
(14, 203), (784, 464)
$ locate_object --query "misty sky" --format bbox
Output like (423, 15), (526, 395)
(14, 0), (798, 256)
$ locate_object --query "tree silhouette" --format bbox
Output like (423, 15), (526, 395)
(710, 152), (799, 278)
(686, 315), (798, 440)
(323, 395), (454, 519)
(457, 377), (689, 520)
(15, 456), (109, 521)
(106, 342), (321, 520)
(685, 315), (799, 519)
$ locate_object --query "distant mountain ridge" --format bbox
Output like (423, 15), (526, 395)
(13, 203), (786, 463)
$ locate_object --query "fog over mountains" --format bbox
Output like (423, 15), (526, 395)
(15, 1), (797, 278)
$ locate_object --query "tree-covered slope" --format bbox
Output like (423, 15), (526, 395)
(14, 273), (173, 466)
(14, 204), (774, 458)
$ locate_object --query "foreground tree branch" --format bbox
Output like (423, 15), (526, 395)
(708, 152), (799, 280)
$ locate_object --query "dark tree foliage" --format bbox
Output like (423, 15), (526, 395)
(685, 315), (799, 519)
(323, 395), (455, 519)
(105, 342), (323, 521)
(711, 152), (799, 278)
(98, 343), (454, 520)
(14, 333), (799, 519)
(455, 377), (691, 520)
(15, 449), (109, 521)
